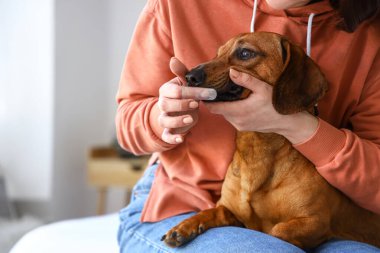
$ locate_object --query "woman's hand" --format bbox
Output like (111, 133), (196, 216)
(204, 69), (319, 144)
(155, 58), (217, 144)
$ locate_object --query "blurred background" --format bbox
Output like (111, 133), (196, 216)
(0, 0), (147, 251)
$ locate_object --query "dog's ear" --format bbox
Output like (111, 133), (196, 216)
(272, 38), (328, 115)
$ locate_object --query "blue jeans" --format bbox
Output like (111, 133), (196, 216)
(118, 164), (380, 253)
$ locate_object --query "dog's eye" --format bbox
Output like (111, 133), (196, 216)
(237, 48), (255, 60)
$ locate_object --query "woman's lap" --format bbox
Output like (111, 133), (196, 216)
(118, 164), (380, 253)
(312, 240), (380, 253)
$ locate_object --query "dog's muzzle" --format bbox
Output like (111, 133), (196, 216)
(186, 65), (244, 102)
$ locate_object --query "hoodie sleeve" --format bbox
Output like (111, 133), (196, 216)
(294, 50), (380, 214)
(115, 0), (176, 155)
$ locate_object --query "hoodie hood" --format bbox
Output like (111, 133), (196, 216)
(244, 0), (338, 25)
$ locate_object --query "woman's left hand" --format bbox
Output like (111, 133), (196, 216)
(203, 69), (319, 144)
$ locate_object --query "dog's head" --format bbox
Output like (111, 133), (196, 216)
(186, 32), (328, 114)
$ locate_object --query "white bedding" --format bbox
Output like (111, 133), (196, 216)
(10, 213), (120, 253)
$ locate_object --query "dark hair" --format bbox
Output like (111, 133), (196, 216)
(329, 0), (380, 32)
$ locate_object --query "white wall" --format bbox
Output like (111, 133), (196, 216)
(51, 0), (110, 220)
(0, 0), (147, 220)
(0, 0), (54, 201)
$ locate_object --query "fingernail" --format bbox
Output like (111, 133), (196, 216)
(230, 69), (240, 79)
(175, 137), (183, 143)
(189, 101), (199, 109)
(183, 117), (193, 124)
(200, 89), (217, 100)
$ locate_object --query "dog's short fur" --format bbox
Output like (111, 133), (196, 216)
(161, 32), (380, 249)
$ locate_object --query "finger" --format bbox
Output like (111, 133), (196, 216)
(230, 68), (266, 91)
(158, 113), (194, 129)
(160, 82), (217, 100)
(158, 98), (199, 113)
(181, 86), (217, 100)
(159, 82), (183, 98)
(170, 57), (188, 85)
(203, 101), (228, 115)
(162, 128), (184, 144)
(204, 99), (247, 115)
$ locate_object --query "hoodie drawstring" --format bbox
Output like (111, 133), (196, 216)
(250, 0), (259, 32)
(306, 13), (315, 57)
(250, 0), (315, 58)
(306, 12), (319, 116)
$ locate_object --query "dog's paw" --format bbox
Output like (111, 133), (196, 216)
(161, 219), (206, 247)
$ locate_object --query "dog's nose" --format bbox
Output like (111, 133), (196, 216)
(186, 65), (206, 87)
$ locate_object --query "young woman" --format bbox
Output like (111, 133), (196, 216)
(116, 0), (380, 252)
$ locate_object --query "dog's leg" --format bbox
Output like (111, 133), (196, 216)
(269, 216), (332, 249)
(162, 205), (242, 247)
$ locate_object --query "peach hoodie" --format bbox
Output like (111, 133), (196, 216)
(116, 0), (380, 222)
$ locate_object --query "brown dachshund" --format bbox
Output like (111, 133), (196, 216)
(161, 32), (380, 249)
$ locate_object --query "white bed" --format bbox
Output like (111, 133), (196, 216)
(10, 213), (120, 253)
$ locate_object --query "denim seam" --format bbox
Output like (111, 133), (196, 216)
(126, 228), (171, 253)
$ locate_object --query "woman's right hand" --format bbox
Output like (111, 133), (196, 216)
(157, 58), (217, 144)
